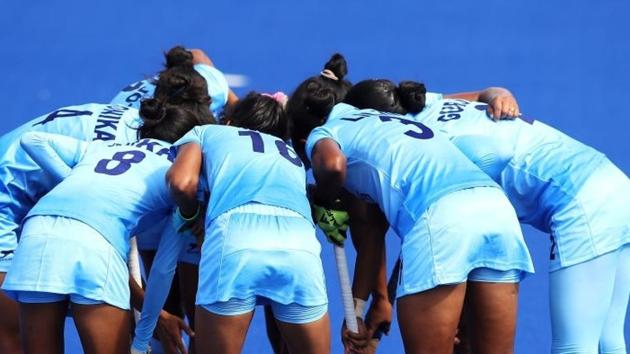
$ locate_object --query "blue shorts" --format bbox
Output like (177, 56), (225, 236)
(14, 291), (103, 305)
(2, 216), (130, 310)
(398, 187), (534, 298)
(202, 296), (328, 324)
(468, 267), (525, 283)
(548, 159), (630, 271)
(196, 203), (327, 309)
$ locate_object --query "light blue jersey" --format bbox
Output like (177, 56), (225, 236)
(21, 133), (175, 260)
(111, 64), (230, 117)
(411, 99), (630, 269)
(411, 98), (606, 232)
(0, 104), (140, 270)
(305, 103), (498, 238)
(175, 125), (312, 223)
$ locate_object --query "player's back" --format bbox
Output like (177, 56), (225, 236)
(306, 103), (497, 236)
(27, 138), (174, 259)
(177, 125), (312, 223)
(0, 104), (141, 223)
(413, 98), (607, 231)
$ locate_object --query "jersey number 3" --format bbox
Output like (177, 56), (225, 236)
(94, 150), (146, 176)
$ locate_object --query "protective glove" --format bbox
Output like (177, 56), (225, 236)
(312, 203), (349, 246)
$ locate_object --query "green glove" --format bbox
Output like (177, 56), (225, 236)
(313, 204), (350, 246)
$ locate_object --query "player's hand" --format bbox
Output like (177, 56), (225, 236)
(365, 295), (393, 339)
(156, 310), (194, 354)
(487, 92), (520, 120)
(342, 317), (370, 354)
(312, 204), (349, 246)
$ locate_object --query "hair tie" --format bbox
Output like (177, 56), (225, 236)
(320, 69), (339, 81)
(261, 92), (288, 108)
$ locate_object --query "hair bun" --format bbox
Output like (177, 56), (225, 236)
(164, 46), (193, 69)
(139, 98), (167, 126)
(304, 82), (336, 117)
(323, 53), (348, 81)
(398, 81), (427, 114)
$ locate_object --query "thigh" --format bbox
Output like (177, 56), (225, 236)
(397, 283), (467, 354)
(465, 281), (519, 354)
(264, 305), (289, 354)
(72, 303), (131, 354)
(178, 262), (199, 327)
(274, 312), (330, 354)
(0, 272), (21, 354)
(599, 245), (630, 353)
(19, 300), (68, 354)
(194, 305), (254, 354)
(549, 250), (619, 353)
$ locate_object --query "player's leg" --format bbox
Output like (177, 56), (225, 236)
(549, 248), (620, 353)
(72, 301), (131, 354)
(271, 302), (330, 354)
(0, 226), (22, 354)
(465, 268), (522, 354)
(178, 261), (199, 353)
(0, 272), (21, 354)
(265, 305), (289, 354)
(194, 300), (255, 354)
(17, 293), (68, 354)
(397, 283), (467, 354)
(598, 245), (629, 354)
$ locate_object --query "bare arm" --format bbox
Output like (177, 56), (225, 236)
(346, 197), (388, 302)
(311, 138), (347, 206)
(166, 143), (202, 217)
(445, 87), (520, 120)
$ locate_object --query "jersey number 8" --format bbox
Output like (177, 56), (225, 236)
(94, 150), (147, 176)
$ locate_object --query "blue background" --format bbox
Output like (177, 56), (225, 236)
(1, 0), (628, 353)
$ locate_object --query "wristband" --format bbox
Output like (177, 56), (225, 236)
(177, 204), (200, 221)
(354, 298), (366, 320)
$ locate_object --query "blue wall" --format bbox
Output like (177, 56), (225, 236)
(1, 0), (628, 352)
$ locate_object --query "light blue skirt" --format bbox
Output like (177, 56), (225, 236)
(196, 203), (327, 307)
(2, 215), (130, 309)
(398, 187), (535, 298)
(549, 159), (630, 271)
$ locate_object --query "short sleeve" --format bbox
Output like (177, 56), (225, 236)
(174, 126), (204, 147)
(424, 92), (444, 107)
(305, 126), (339, 163)
(193, 64), (230, 116)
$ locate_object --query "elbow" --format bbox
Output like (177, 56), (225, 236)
(166, 168), (198, 200)
(320, 154), (347, 186)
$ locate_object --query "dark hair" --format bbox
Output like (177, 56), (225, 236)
(287, 53), (352, 143)
(164, 46), (193, 69)
(139, 98), (211, 143)
(343, 79), (427, 115)
(224, 92), (288, 139)
(154, 66), (211, 106)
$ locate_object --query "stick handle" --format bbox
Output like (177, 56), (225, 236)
(128, 237), (143, 323)
(333, 244), (358, 333)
